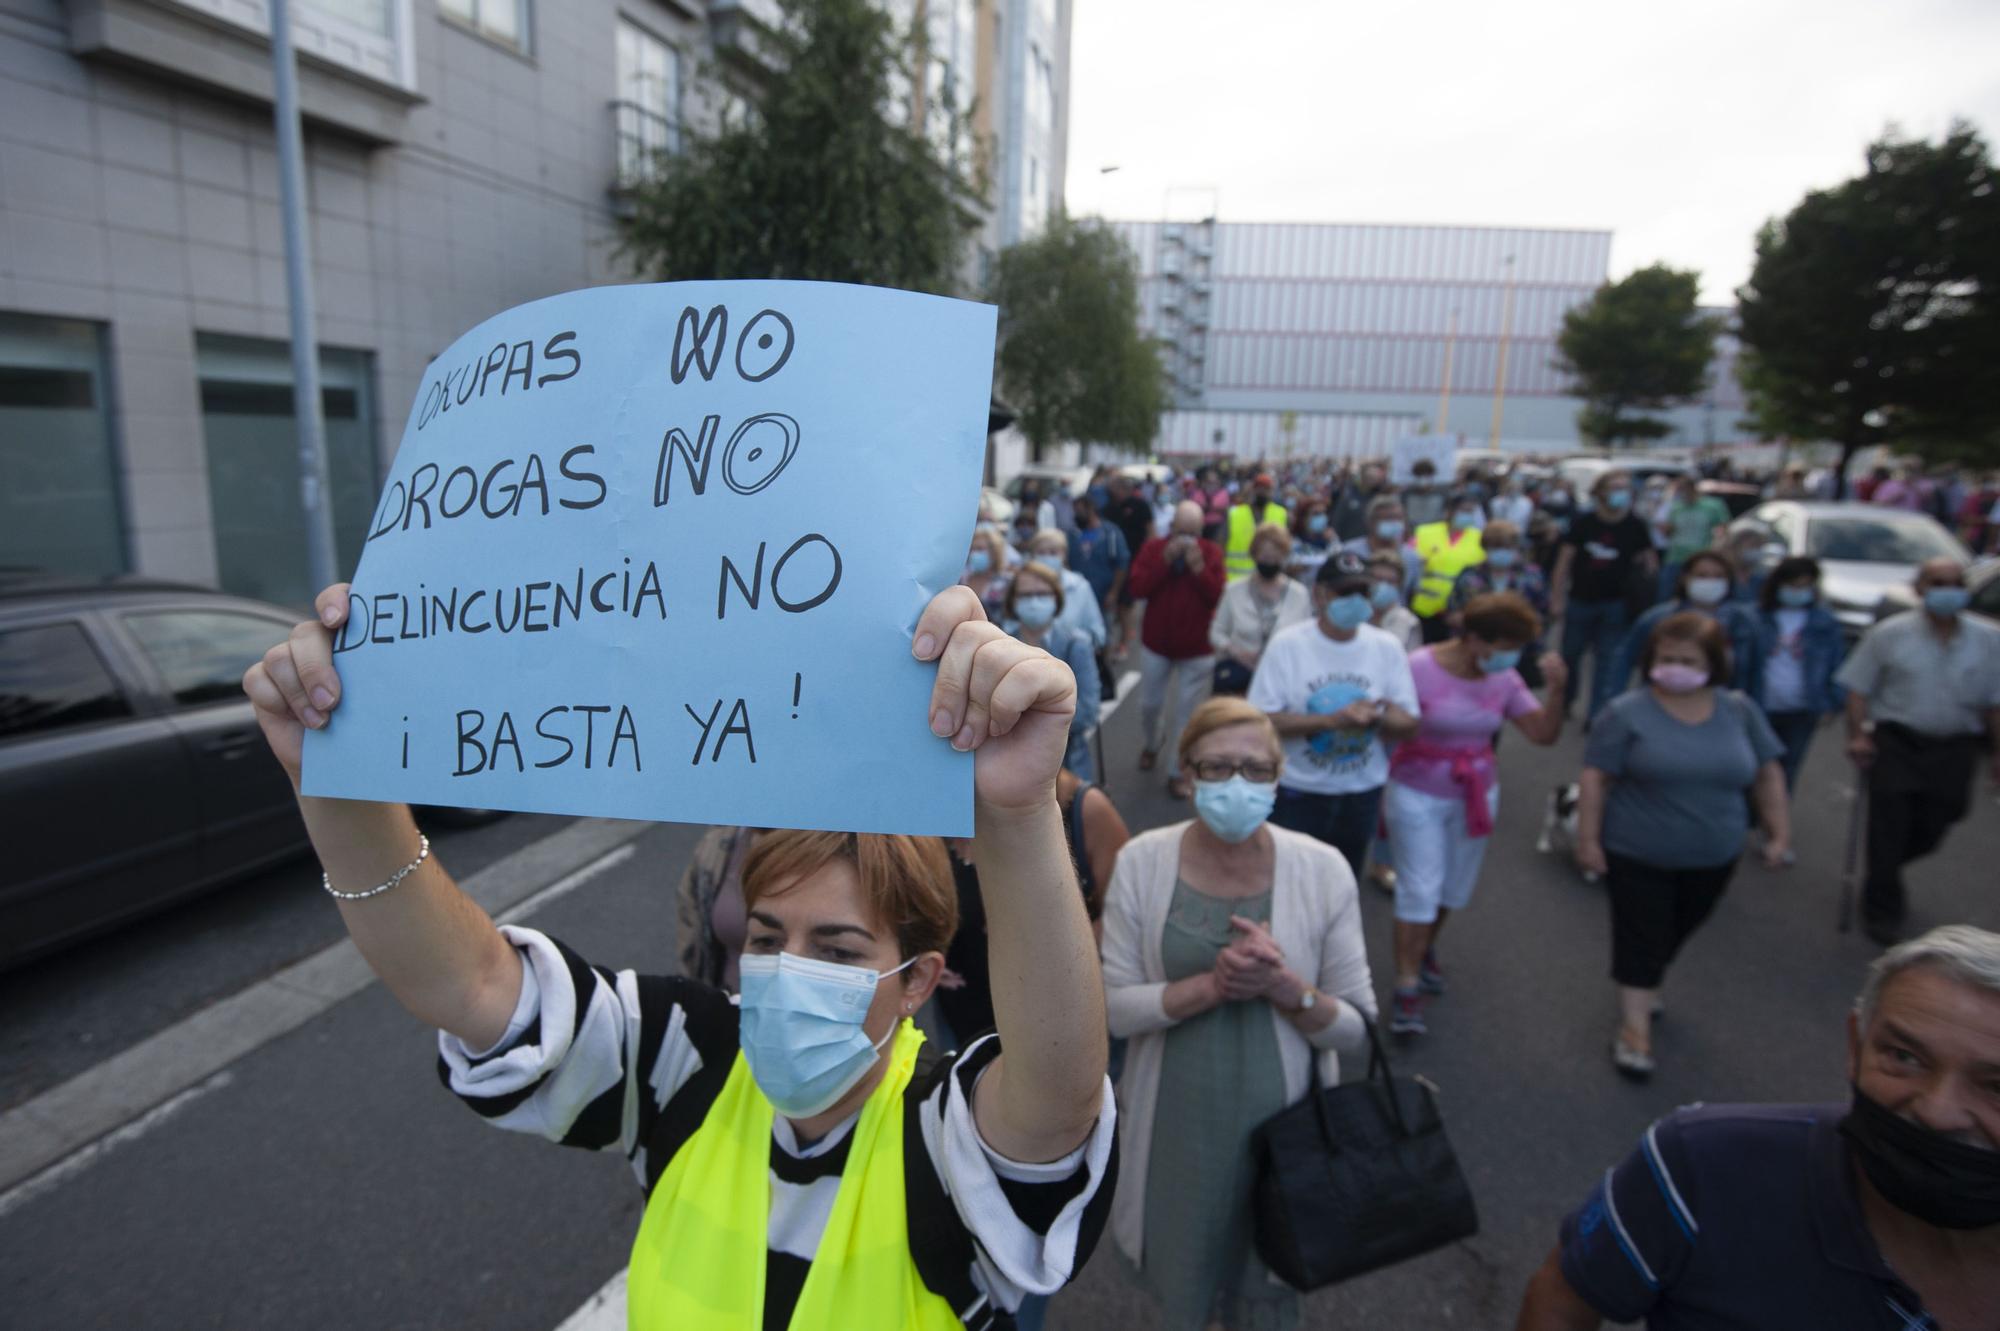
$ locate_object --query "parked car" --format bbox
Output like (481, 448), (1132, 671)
(1875, 556), (2000, 626)
(0, 573), (501, 970)
(1727, 502), (1974, 635)
(1554, 454), (1695, 495)
(1002, 464), (1095, 507)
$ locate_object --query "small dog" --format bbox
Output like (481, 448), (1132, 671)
(1536, 782), (1600, 883)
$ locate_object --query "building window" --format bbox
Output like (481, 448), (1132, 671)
(0, 313), (124, 579)
(196, 334), (378, 610)
(615, 18), (681, 184)
(124, 610), (298, 709)
(440, 0), (527, 53)
(306, 0), (393, 36)
(1028, 42), (1056, 126)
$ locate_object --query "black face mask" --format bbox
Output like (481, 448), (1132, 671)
(1840, 1084), (2000, 1230)
(1255, 560), (1284, 580)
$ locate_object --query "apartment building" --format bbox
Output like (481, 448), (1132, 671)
(0, 0), (1068, 606)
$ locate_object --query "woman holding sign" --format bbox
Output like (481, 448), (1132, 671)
(242, 583), (1115, 1329)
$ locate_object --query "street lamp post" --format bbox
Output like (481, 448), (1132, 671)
(268, 0), (340, 597)
(1487, 255), (1516, 451)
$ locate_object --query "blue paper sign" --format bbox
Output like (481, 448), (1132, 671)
(301, 281), (995, 835)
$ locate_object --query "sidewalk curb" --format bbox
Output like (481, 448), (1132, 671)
(0, 816), (651, 1194)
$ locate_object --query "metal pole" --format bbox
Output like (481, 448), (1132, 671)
(269, 0), (340, 596)
(1488, 256), (1516, 451)
(1437, 308), (1458, 434)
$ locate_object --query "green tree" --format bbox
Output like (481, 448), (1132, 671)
(989, 214), (1168, 460)
(616, 0), (977, 294)
(1736, 123), (2000, 492)
(1555, 264), (1720, 448)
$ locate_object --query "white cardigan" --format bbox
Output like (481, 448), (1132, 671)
(1099, 821), (1378, 1267)
(1208, 576), (1314, 660)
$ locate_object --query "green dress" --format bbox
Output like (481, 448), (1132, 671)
(1139, 879), (1298, 1331)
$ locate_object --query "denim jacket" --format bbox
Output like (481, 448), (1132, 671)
(1749, 605), (1847, 714)
(1609, 599), (1764, 697)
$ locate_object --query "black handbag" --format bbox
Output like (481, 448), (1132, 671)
(1212, 657), (1254, 696)
(1249, 1013), (1479, 1289)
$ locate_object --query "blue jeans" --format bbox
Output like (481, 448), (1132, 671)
(1561, 598), (1630, 720)
(1271, 784), (1383, 880)
(1764, 709), (1819, 791)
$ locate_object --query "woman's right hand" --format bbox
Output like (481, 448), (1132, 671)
(1573, 836), (1608, 878)
(241, 582), (351, 784)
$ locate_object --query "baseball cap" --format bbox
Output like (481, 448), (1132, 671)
(1315, 550), (1372, 590)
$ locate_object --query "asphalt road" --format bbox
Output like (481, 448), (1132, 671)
(3, 666), (1996, 1330)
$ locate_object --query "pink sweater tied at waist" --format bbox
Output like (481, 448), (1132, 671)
(1389, 737), (1496, 837)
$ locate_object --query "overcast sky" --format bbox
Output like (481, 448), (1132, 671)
(1062, 0), (2000, 304)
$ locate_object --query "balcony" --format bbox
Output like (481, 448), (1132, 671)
(66, 0), (421, 145)
(612, 99), (680, 193)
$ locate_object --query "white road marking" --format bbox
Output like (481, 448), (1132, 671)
(553, 1268), (626, 1331)
(0, 817), (653, 1196)
(0, 1070), (234, 1222)
(1099, 671), (1141, 724)
(497, 843), (638, 925)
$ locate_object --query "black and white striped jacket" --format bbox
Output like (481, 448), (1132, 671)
(437, 926), (1118, 1330)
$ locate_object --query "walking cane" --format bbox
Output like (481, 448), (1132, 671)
(1836, 779), (1866, 934)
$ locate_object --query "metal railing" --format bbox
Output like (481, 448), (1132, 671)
(612, 99), (680, 186)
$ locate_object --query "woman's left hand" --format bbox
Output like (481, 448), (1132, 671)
(915, 585), (1077, 816)
(1761, 837), (1792, 870)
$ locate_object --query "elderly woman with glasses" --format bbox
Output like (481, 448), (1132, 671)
(1101, 696), (1379, 1331)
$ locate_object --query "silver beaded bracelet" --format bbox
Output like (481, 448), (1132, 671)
(322, 834), (430, 901)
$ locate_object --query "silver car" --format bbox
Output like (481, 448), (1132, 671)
(1729, 501), (1974, 634)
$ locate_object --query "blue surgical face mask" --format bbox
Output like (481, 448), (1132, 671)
(1777, 585), (1816, 608)
(738, 951), (916, 1118)
(1013, 594), (1057, 628)
(1324, 593), (1372, 631)
(1923, 586), (1971, 617)
(1031, 547), (1066, 569)
(1376, 519), (1406, 541)
(1485, 548), (1520, 568)
(1369, 581), (1399, 610)
(966, 549), (991, 574)
(1479, 648), (1522, 675)
(1601, 490), (1631, 511)
(1685, 576), (1731, 607)
(1193, 775), (1278, 844)
(1451, 509), (1479, 530)
(1307, 513), (1329, 534)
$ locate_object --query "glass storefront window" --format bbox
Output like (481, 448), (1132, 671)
(196, 334), (378, 610)
(0, 313), (125, 578)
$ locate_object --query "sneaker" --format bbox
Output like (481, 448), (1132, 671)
(1611, 1037), (1655, 1081)
(1418, 950), (1446, 996)
(1390, 988), (1427, 1037)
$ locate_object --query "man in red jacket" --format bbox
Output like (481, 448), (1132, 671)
(1128, 500), (1227, 796)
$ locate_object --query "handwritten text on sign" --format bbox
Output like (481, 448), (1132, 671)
(301, 282), (996, 835)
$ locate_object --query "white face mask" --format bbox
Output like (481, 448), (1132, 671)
(1685, 576), (1730, 607)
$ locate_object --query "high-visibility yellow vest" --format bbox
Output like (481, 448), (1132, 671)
(1411, 522), (1485, 618)
(626, 1020), (959, 1331)
(1225, 502), (1290, 581)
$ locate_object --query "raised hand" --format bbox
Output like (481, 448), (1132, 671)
(242, 582), (352, 782)
(913, 585), (1076, 816)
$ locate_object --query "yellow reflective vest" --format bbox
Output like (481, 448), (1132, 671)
(626, 1020), (960, 1331)
(1225, 502), (1290, 581)
(1411, 522), (1484, 618)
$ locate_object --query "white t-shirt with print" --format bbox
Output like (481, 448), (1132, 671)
(1248, 619), (1420, 795)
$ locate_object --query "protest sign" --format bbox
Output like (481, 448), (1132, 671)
(301, 281), (996, 835)
(1390, 435), (1459, 485)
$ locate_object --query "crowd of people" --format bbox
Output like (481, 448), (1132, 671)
(239, 443), (1999, 1330)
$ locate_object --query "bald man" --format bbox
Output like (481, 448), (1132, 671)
(1836, 558), (2000, 944)
(1126, 500), (1227, 795)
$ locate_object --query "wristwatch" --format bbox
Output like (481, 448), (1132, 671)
(1291, 987), (1320, 1015)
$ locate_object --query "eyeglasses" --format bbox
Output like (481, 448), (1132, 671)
(1189, 759), (1280, 783)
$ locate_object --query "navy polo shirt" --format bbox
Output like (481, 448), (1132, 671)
(1558, 1102), (1939, 1330)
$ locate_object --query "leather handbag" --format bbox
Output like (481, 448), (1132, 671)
(1249, 1013), (1479, 1289)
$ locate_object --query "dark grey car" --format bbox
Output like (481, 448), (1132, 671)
(0, 574), (494, 970)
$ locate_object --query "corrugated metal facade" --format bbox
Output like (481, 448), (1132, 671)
(1148, 408), (1425, 458)
(1116, 220), (1621, 456)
